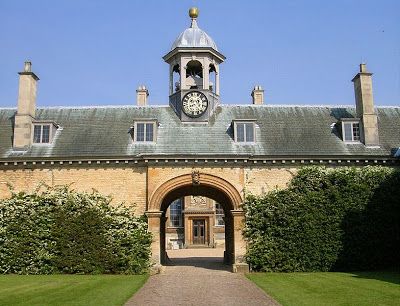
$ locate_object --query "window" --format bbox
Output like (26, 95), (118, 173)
(33, 124), (51, 144)
(169, 199), (183, 227)
(234, 121), (255, 143)
(342, 121), (361, 142)
(133, 121), (156, 142)
(215, 203), (224, 226)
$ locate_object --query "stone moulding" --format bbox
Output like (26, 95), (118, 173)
(148, 172), (243, 212)
(0, 157), (397, 169)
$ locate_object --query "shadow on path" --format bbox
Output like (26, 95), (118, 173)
(166, 256), (230, 271)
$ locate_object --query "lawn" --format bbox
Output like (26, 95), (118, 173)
(247, 271), (400, 306)
(0, 274), (148, 306)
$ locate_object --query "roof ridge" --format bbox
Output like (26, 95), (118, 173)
(222, 104), (399, 108)
(0, 104), (398, 111)
(34, 105), (170, 110)
(222, 104), (355, 108)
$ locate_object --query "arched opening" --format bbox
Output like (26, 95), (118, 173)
(172, 64), (180, 92)
(209, 64), (216, 93)
(147, 173), (246, 271)
(160, 187), (234, 267)
(186, 60), (203, 89)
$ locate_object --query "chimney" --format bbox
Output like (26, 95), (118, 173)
(136, 85), (149, 106)
(13, 61), (39, 150)
(251, 85), (264, 105)
(352, 63), (379, 146)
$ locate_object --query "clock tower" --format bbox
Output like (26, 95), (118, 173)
(163, 7), (225, 122)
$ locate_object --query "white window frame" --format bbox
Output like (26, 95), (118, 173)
(132, 121), (157, 143)
(214, 203), (225, 227)
(233, 120), (256, 144)
(32, 122), (58, 145)
(169, 198), (183, 228)
(341, 120), (361, 143)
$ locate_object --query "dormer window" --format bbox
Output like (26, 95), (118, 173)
(341, 119), (361, 143)
(32, 122), (58, 144)
(132, 120), (157, 143)
(233, 120), (256, 143)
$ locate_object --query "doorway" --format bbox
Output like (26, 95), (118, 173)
(193, 219), (206, 245)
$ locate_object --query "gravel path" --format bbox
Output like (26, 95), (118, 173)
(125, 249), (280, 306)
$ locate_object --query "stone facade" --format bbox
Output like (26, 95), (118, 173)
(0, 7), (399, 273)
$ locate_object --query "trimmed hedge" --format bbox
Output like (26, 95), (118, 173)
(243, 166), (400, 272)
(0, 186), (152, 274)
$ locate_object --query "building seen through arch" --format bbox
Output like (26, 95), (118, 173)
(166, 196), (225, 249)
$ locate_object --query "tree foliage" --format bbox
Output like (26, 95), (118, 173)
(243, 166), (400, 272)
(0, 186), (152, 274)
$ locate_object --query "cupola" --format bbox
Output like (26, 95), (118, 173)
(163, 7), (225, 123)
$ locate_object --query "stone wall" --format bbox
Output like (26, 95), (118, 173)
(244, 167), (297, 195)
(0, 164), (297, 216)
(0, 165), (147, 215)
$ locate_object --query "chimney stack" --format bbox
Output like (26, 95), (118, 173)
(352, 63), (379, 146)
(13, 61), (39, 150)
(251, 85), (264, 105)
(136, 85), (149, 106)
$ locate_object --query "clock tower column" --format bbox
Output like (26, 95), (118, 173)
(163, 7), (225, 122)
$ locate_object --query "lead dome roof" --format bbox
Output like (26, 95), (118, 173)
(171, 17), (218, 51)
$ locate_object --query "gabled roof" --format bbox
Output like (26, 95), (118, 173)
(0, 105), (399, 160)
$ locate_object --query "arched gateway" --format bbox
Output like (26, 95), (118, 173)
(146, 172), (248, 272)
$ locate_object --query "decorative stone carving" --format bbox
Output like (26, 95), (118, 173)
(191, 196), (207, 206)
(192, 170), (200, 185)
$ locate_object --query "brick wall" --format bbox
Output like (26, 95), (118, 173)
(0, 165), (297, 216)
(245, 167), (297, 195)
(0, 165), (148, 215)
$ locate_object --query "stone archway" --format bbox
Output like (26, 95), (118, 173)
(146, 172), (248, 272)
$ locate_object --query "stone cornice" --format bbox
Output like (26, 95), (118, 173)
(183, 210), (215, 215)
(0, 156), (398, 168)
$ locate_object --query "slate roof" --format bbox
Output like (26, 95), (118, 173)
(0, 105), (399, 160)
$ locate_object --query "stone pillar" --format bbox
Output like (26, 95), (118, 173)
(231, 210), (249, 272)
(145, 211), (163, 266)
(352, 63), (379, 146)
(169, 65), (174, 95)
(13, 61), (39, 150)
(136, 85), (149, 106)
(180, 58), (187, 90)
(202, 58), (209, 91)
(215, 66), (220, 96)
(184, 215), (190, 246)
(251, 85), (264, 105)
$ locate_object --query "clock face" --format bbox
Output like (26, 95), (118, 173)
(182, 91), (208, 118)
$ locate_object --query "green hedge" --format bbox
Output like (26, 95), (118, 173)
(243, 166), (400, 272)
(0, 186), (152, 274)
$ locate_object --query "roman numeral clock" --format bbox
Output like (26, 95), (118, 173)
(182, 91), (208, 118)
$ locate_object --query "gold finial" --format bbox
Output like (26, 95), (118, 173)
(189, 7), (199, 19)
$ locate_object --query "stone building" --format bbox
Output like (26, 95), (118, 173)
(0, 7), (399, 272)
(166, 196), (226, 250)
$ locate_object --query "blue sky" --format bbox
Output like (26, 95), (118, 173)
(0, 0), (399, 107)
